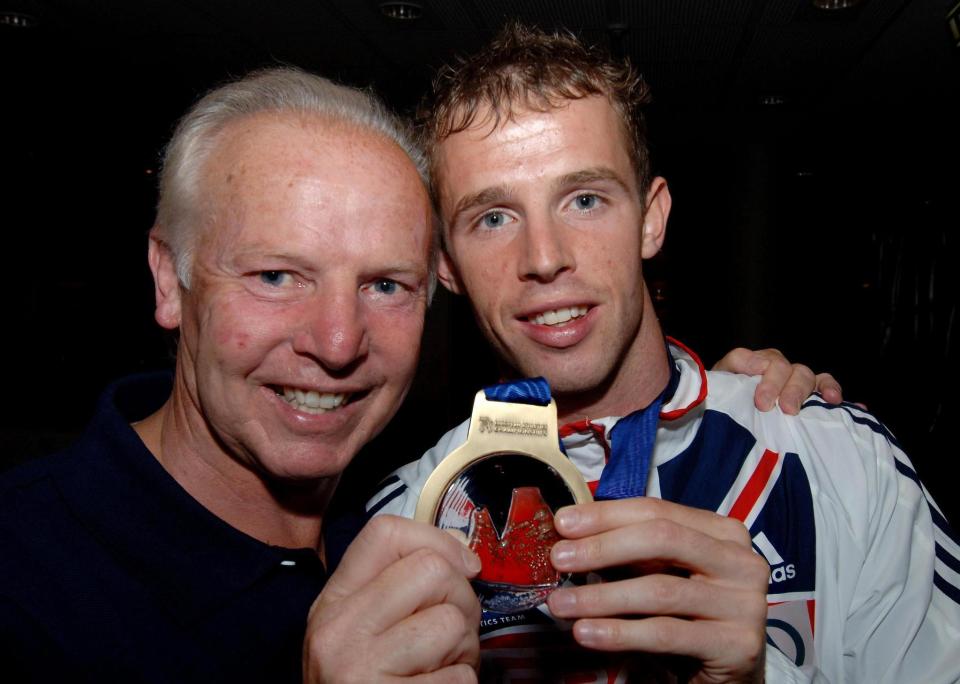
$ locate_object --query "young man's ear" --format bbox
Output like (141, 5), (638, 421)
(437, 247), (464, 295)
(641, 176), (672, 259)
(148, 232), (183, 330)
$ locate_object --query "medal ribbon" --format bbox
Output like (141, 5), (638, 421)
(484, 377), (664, 499)
(594, 393), (664, 500)
(484, 377), (552, 405)
(484, 377), (563, 452)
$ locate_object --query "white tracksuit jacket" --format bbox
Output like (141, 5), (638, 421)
(367, 342), (960, 682)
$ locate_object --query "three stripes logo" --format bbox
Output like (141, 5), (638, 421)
(754, 530), (797, 585)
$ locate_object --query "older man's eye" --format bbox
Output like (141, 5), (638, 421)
(260, 271), (291, 287)
(371, 279), (399, 295)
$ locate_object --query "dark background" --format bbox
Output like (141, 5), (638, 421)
(2, 0), (957, 523)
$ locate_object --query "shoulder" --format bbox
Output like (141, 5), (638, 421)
(0, 447), (87, 648)
(702, 373), (920, 502)
(366, 417), (471, 519)
(706, 371), (902, 463)
(709, 377), (932, 529)
(0, 449), (77, 528)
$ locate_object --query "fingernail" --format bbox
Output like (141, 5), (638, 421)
(461, 547), (481, 574)
(573, 621), (607, 647)
(756, 393), (773, 412)
(555, 507), (581, 531)
(551, 540), (576, 566)
(548, 588), (576, 614)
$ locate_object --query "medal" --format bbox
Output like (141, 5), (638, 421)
(415, 378), (592, 613)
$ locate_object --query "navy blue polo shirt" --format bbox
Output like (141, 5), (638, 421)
(0, 374), (352, 683)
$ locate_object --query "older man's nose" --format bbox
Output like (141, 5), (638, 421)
(292, 294), (368, 371)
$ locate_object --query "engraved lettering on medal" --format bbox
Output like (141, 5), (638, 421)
(477, 415), (548, 437)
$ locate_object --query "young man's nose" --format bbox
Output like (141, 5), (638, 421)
(519, 214), (576, 283)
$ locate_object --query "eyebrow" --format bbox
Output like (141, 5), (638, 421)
(449, 185), (515, 225)
(554, 167), (632, 194)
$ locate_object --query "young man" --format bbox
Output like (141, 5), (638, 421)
(368, 25), (960, 682)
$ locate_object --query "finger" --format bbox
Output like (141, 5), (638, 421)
(377, 602), (481, 676)
(814, 372), (843, 405)
(322, 515), (480, 605)
(555, 498), (752, 546)
(550, 519), (770, 589)
(711, 347), (772, 376)
(304, 548), (480, 680)
(406, 664), (478, 684)
(777, 363), (817, 416)
(751, 353), (792, 413)
(320, 546), (481, 635)
(569, 615), (765, 667)
(548, 573), (765, 625)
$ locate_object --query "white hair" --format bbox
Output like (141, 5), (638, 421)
(153, 67), (434, 293)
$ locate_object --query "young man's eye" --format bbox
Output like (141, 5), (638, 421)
(479, 211), (512, 229)
(573, 194), (600, 211)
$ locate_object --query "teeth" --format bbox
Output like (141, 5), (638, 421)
(530, 306), (588, 326)
(277, 386), (349, 414)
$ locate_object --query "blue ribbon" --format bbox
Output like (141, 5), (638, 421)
(484, 377), (664, 498)
(594, 394), (663, 500)
(484, 377), (552, 406)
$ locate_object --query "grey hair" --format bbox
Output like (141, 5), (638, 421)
(153, 66), (434, 294)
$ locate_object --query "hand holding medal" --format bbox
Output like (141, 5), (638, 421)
(415, 378), (592, 613)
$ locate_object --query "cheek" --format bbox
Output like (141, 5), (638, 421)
(204, 298), (287, 365)
(462, 253), (510, 309)
(372, 310), (425, 369)
(214, 327), (250, 349)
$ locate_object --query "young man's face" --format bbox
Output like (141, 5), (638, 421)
(435, 96), (670, 413)
(155, 113), (432, 481)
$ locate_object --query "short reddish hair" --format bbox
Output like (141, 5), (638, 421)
(419, 22), (653, 201)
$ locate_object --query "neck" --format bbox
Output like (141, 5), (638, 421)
(555, 296), (670, 424)
(133, 376), (333, 551)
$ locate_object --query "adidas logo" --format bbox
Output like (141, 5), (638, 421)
(753, 531), (796, 584)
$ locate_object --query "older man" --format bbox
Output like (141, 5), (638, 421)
(0, 66), (835, 682)
(0, 68), (483, 683)
(368, 25), (960, 683)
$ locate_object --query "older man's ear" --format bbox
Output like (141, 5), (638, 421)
(437, 248), (465, 295)
(148, 233), (182, 331)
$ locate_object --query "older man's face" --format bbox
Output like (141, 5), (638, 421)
(165, 114), (432, 481)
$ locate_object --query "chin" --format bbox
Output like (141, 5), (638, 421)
(257, 445), (355, 483)
(513, 355), (608, 395)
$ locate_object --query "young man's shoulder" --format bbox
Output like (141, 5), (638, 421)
(707, 370), (902, 462)
(366, 417), (471, 519)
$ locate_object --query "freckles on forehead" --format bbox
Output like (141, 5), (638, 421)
(203, 116), (432, 264)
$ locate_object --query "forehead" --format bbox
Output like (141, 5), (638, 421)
(199, 113), (431, 250)
(206, 113), (422, 202)
(435, 96), (636, 204)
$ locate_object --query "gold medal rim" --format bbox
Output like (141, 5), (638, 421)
(414, 392), (593, 525)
